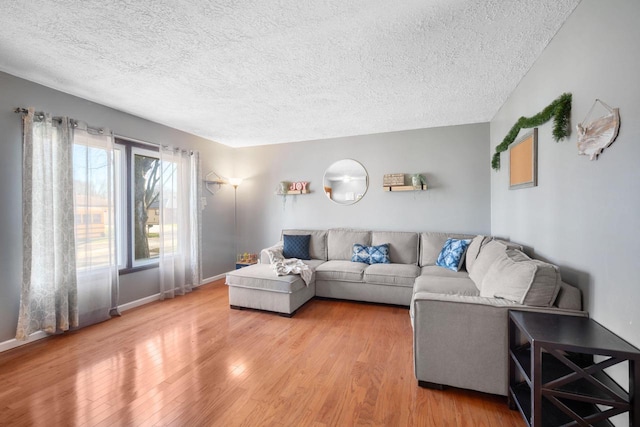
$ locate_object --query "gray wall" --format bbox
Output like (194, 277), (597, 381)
(235, 124), (491, 253)
(491, 0), (640, 351)
(0, 71), (236, 343)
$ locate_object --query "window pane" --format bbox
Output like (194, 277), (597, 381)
(133, 153), (160, 263)
(73, 144), (113, 269)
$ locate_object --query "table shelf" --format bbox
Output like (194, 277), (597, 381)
(508, 310), (640, 426)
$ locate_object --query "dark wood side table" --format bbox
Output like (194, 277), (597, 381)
(508, 310), (640, 426)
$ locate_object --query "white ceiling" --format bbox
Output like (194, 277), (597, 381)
(0, 0), (580, 147)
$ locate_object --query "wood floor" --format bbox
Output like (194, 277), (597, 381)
(0, 280), (524, 426)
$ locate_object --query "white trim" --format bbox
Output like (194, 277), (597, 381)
(201, 273), (226, 285)
(1, 275), (227, 353)
(0, 331), (49, 353)
(118, 293), (161, 312)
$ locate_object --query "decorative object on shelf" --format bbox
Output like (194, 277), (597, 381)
(411, 174), (426, 189)
(276, 181), (310, 195)
(277, 181), (289, 194)
(492, 93), (572, 170)
(383, 173), (427, 191)
(509, 129), (537, 190)
(237, 252), (258, 264)
(323, 159), (368, 205)
(577, 99), (620, 160)
(383, 173), (404, 186)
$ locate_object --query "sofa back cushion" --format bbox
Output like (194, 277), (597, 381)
(328, 229), (371, 261)
(468, 240), (508, 285)
(479, 249), (561, 307)
(465, 235), (491, 272)
(372, 231), (419, 265)
(419, 232), (475, 267)
(281, 229), (328, 260)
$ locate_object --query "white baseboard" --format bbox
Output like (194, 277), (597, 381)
(1, 274), (229, 354)
(118, 293), (161, 312)
(0, 330), (49, 353)
(201, 273), (226, 285)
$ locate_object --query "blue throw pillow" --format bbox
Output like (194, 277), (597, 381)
(283, 234), (311, 260)
(352, 244), (370, 264)
(369, 244), (391, 264)
(436, 238), (472, 271)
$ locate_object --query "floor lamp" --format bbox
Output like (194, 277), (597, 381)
(228, 178), (243, 263)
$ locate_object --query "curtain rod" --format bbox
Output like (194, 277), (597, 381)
(16, 108), (195, 154)
(14, 106), (105, 134)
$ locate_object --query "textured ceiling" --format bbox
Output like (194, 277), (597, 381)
(0, 0), (580, 147)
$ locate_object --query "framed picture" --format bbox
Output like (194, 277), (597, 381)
(509, 128), (538, 190)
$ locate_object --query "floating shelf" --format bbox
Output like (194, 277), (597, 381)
(276, 190), (311, 195)
(384, 184), (427, 192)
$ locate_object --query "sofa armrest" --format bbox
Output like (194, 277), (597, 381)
(260, 241), (283, 264)
(411, 292), (586, 395)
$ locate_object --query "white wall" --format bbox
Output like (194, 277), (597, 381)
(0, 71), (236, 343)
(234, 123), (491, 253)
(491, 0), (640, 353)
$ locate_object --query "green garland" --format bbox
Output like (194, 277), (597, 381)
(492, 92), (572, 170)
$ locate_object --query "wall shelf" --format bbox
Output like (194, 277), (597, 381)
(384, 184), (427, 192)
(276, 190), (311, 195)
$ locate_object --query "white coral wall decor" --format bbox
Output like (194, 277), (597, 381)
(576, 99), (620, 160)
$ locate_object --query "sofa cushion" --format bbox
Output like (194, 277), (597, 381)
(419, 232), (475, 267)
(420, 265), (471, 279)
(436, 238), (472, 271)
(371, 231), (419, 264)
(414, 275), (479, 296)
(479, 249), (561, 307)
(316, 260), (367, 282)
(363, 264), (420, 287)
(283, 234), (311, 260)
(282, 229), (327, 260)
(468, 240), (508, 286)
(328, 229), (371, 260)
(465, 235), (491, 272)
(226, 264), (306, 293)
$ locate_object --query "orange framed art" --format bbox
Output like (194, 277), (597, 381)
(509, 128), (538, 190)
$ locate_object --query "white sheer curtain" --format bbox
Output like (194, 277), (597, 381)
(158, 147), (201, 299)
(17, 109), (78, 340)
(16, 109), (119, 340)
(73, 124), (120, 326)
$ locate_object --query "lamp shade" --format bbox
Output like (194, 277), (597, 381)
(228, 177), (243, 187)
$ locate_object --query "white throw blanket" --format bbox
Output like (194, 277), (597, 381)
(272, 258), (313, 286)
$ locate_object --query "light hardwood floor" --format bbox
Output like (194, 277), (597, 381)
(0, 280), (524, 426)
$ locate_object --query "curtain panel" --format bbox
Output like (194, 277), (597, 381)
(17, 109), (78, 339)
(16, 109), (120, 340)
(73, 124), (120, 325)
(159, 147), (202, 299)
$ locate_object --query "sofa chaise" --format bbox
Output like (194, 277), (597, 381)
(225, 228), (586, 396)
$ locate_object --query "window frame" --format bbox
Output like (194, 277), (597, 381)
(114, 137), (161, 275)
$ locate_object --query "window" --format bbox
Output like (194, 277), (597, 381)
(114, 138), (161, 272)
(74, 142), (115, 270)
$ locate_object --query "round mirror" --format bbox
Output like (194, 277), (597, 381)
(323, 159), (368, 205)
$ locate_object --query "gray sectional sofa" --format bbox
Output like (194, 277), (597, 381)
(225, 228), (586, 396)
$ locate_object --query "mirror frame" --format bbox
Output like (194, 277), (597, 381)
(322, 159), (369, 205)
